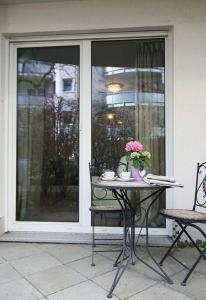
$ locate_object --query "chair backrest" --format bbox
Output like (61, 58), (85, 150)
(89, 160), (127, 207)
(193, 161), (206, 211)
(89, 161), (105, 182)
(89, 162), (115, 206)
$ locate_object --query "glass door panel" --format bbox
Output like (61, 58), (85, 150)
(16, 45), (80, 222)
(91, 39), (166, 227)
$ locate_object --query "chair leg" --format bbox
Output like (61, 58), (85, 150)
(180, 223), (206, 285)
(181, 245), (206, 286)
(178, 222), (206, 260)
(159, 224), (187, 266)
(91, 212), (96, 267)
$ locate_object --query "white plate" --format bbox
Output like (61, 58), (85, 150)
(101, 177), (116, 181)
(116, 178), (135, 182)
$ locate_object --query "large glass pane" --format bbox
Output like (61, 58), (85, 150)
(92, 39), (165, 227)
(16, 46), (80, 222)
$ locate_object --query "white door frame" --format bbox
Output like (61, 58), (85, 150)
(5, 30), (173, 236)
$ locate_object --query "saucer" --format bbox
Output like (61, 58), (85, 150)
(116, 178), (135, 182)
(101, 177), (116, 181)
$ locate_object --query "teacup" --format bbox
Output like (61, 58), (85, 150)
(103, 171), (115, 180)
(120, 171), (131, 181)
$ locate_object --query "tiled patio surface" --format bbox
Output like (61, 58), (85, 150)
(0, 242), (205, 300)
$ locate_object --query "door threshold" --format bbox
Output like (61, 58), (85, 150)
(0, 231), (172, 246)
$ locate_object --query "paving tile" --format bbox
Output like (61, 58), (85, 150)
(0, 278), (42, 299)
(131, 255), (183, 282)
(97, 245), (125, 262)
(100, 246), (159, 263)
(169, 247), (206, 275)
(79, 244), (92, 252)
(26, 264), (86, 296)
(0, 243), (43, 261)
(0, 242), (204, 300)
(164, 247), (196, 266)
(127, 284), (193, 300)
(68, 253), (115, 279)
(144, 246), (173, 260)
(0, 243), (23, 259)
(0, 263), (21, 284)
(0, 242), (24, 249)
(164, 269), (206, 300)
(0, 256), (6, 263)
(46, 244), (91, 263)
(36, 243), (66, 252)
(93, 266), (156, 299)
(47, 280), (119, 300)
(10, 253), (61, 276)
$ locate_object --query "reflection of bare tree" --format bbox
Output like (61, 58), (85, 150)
(18, 65), (55, 88)
(92, 101), (134, 170)
(18, 56), (79, 202)
(41, 95), (79, 203)
(16, 47), (80, 221)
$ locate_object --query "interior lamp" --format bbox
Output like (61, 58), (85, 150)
(107, 83), (122, 93)
(107, 113), (115, 120)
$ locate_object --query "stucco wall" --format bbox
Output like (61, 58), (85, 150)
(0, 0), (206, 225)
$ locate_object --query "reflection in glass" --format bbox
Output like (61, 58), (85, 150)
(16, 46), (80, 222)
(92, 39), (166, 227)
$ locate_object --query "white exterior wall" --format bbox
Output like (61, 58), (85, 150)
(0, 0), (206, 230)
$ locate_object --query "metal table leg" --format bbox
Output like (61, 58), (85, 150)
(107, 187), (173, 298)
(107, 199), (131, 298)
(133, 189), (173, 283)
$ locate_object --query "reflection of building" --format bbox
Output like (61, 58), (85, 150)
(17, 60), (79, 107)
(105, 67), (165, 107)
(54, 63), (79, 101)
(92, 65), (165, 146)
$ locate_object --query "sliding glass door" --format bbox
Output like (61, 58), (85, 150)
(91, 39), (166, 228)
(16, 45), (80, 222)
(8, 34), (169, 234)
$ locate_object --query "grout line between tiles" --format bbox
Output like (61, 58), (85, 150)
(8, 263), (46, 298)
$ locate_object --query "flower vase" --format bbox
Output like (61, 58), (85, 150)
(131, 166), (145, 181)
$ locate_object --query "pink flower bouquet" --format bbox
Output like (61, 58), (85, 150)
(125, 140), (151, 171)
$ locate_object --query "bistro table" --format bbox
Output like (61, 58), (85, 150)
(92, 179), (175, 298)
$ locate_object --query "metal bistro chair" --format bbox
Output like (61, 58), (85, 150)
(89, 162), (126, 267)
(160, 161), (206, 286)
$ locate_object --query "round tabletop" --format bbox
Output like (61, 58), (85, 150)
(92, 179), (170, 190)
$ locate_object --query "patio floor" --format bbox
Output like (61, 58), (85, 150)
(0, 242), (205, 300)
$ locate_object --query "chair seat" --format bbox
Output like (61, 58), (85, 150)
(89, 205), (122, 212)
(160, 209), (206, 222)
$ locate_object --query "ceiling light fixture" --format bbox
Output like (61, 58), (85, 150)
(107, 83), (122, 93)
(107, 113), (115, 120)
